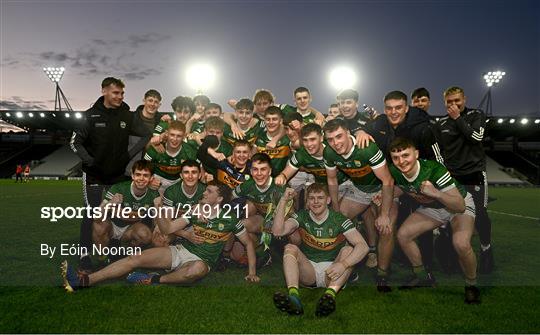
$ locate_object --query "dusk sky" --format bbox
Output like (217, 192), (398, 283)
(1, 0), (538, 117)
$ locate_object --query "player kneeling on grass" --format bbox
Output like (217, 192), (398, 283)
(272, 184), (369, 317)
(388, 137), (480, 304)
(61, 181), (259, 291)
(92, 160), (160, 251)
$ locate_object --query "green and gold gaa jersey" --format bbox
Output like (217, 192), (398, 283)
(104, 181), (160, 227)
(162, 182), (206, 208)
(323, 137), (386, 193)
(233, 177), (286, 216)
(223, 119), (264, 146)
(289, 209), (355, 263)
(144, 141), (198, 180)
(183, 214), (246, 266)
(390, 159), (467, 209)
(255, 131), (291, 176)
(280, 104), (317, 125)
(289, 145), (348, 184)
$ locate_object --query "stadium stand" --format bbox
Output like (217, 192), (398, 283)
(485, 156), (527, 185)
(30, 145), (81, 178)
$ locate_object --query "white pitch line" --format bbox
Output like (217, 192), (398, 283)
(488, 209), (540, 220)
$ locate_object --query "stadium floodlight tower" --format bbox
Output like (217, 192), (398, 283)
(43, 66), (73, 113)
(186, 63), (216, 95)
(329, 66), (357, 91)
(478, 70), (505, 117)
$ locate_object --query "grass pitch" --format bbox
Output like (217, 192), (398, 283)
(0, 180), (539, 333)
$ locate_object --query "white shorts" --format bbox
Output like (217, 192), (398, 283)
(169, 244), (208, 271)
(154, 175), (180, 195)
(308, 260), (333, 288)
(288, 171), (315, 192)
(111, 223), (129, 240)
(416, 192), (476, 224)
(338, 180), (377, 205)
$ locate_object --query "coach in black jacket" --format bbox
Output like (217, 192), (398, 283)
(363, 92), (442, 163)
(70, 77), (144, 272)
(438, 86), (494, 274)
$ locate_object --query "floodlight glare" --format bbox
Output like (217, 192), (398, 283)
(75, 112), (82, 119)
(329, 66), (357, 91)
(28, 113), (34, 118)
(65, 113), (70, 118)
(43, 66), (65, 83)
(497, 118), (504, 124)
(535, 119), (540, 124)
(40, 113), (45, 118)
(186, 64), (216, 93)
(16, 112), (23, 118)
(509, 118), (515, 124)
(6, 112), (11, 117)
(483, 70), (505, 87)
(520, 118), (528, 125)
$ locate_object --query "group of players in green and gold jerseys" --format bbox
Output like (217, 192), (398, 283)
(62, 85), (481, 317)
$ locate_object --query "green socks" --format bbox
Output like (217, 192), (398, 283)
(324, 288), (337, 298)
(288, 286), (299, 297)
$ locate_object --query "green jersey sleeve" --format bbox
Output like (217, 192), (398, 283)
(153, 120), (169, 136)
(363, 142), (386, 169)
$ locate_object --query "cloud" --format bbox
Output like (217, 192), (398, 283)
(2, 33), (171, 81)
(0, 97), (51, 110)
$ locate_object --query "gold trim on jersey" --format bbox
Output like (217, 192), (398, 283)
(158, 165), (182, 175)
(257, 145), (291, 159)
(299, 228), (345, 251)
(217, 170), (243, 189)
(193, 226), (232, 243)
(341, 166), (372, 178)
(225, 135), (258, 146)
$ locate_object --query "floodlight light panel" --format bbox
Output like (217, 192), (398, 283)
(509, 118), (515, 123)
(65, 113), (70, 118)
(329, 67), (357, 91)
(534, 119), (540, 124)
(186, 64), (216, 91)
(497, 118), (504, 124)
(520, 118), (528, 124)
(16, 112), (23, 118)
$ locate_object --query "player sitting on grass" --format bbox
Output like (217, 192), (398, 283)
(272, 184), (368, 317)
(92, 160), (160, 251)
(388, 137), (480, 304)
(61, 181), (259, 291)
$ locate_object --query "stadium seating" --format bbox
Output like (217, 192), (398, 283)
(30, 145), (80, 177)
(485, 155), (527, 185)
